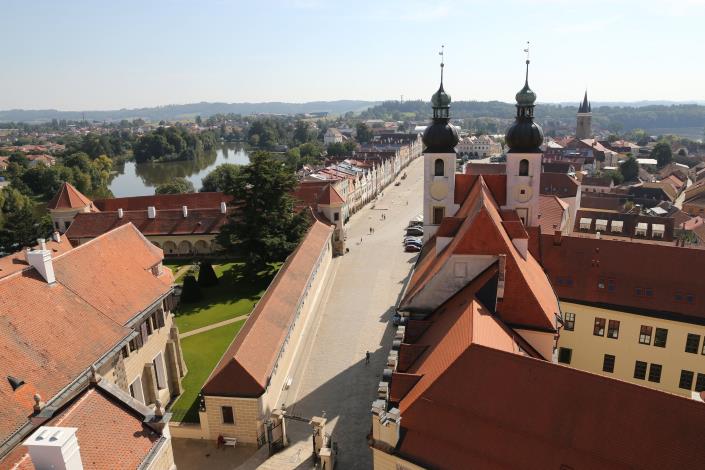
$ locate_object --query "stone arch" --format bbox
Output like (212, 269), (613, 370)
(434, 158), (444, 177)
(178, 240), (192, 255)
(162, 241), (177, 255)
(194, 240), (209, 254)
(519, 159), (529, 176)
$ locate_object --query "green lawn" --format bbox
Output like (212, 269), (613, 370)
(169, 320), (245, 423)
(173, 262), (280, 333)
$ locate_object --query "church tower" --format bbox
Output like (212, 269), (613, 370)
(422, 48), (459, 241)
(576, 90), (592, 139)
(504, 52), (543, 227)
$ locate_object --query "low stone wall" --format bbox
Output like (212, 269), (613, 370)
(169, 421), (207, 440)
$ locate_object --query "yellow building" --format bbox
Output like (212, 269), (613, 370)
(540, 231), (705, 399)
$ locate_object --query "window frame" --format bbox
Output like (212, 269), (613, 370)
(679, 370), (695, 390)
(638, 325), (653, 345)
(221, 406), (235, 425)
(563, 312), (575, 331)
(607, 320), (620, 339)
(432, 206), (445, 225)
(685, 333), (700, 354)
(602, 354), (615, 373)
(653, 328), (668, 348)
(634, 360), (647, 380)
(648, 363), (662, 383)
(152, 352), (167, 390)
(593, 317), (606, 337)
(434, 158), (445, 177)
(696, 373), (705, 393)
(557, 347), (572, 364)
(129, 376), (145, 405)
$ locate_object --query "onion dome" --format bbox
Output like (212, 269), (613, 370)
(422, 54), (459, 153)
(505, 58), (544, 153)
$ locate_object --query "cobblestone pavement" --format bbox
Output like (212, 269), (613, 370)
(245, 158), (424, 469)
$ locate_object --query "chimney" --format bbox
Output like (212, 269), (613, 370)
(596, 231), (601, 239)
(553, 229), (563, 245)
(24, 426), (84, 470)
(182, 205), (188, 218)
(27, 240), (56, 284)
(147, 206), (156, 219)
(117, 208), (124, 219)
(52, 232), (61, 243)
(220, 201), (227, 214)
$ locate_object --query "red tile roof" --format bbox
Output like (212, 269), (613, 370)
(46, 183), (94, 210)
(318, 184), (345, 205)
(0, 224), (171, 443)
(203, 220), (333, 397)
(65, 208), (229, 239)
(1, 388), (161, 470)
(540, 172), (579, 197)
(540, 233), (705, 322)
(93, 192), (231, 211)
(538, 195), (568, 235)
(0, 237), (73, 280)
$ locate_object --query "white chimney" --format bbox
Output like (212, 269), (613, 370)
(117, 208), (124, 219)
(182, 205), (188, 218)
(52, 232), (61, 243)
(24, 426), (84, 470)
(220, 201), (227, 214)
(147, 206), (156, 219)
(27, 239), (56, 284)
(596, 231), (601, 239)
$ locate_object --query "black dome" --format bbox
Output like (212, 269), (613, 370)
(423, 120), (459, 153)
(505, 118), (543, 153)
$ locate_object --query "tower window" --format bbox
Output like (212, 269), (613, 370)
(519, 159), (529, 176)
(433, 206), (445, 225)
(434, 158), (444, 177)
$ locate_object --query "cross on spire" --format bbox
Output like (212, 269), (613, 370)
(523, 41), (530, 84)
(438, 45), (445, 85)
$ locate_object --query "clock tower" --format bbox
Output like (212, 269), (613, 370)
(503, 51), (544, 227)
(422, 48), (459, 241)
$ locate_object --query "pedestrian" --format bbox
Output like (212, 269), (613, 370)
(365, 351), (370, 365)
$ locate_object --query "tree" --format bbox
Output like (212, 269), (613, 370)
(155, 178), (195, 195)
(217, 152), (310, 268)
(198, 260), (219, 287)
(180, 275), (203, 302)
(293, 120), (312, 144)
(195, 115), (202, 125)
(603, 169), (624, 185)
(620, 156), (639, 182)
(356, 122), (373, 143)
(651, 142), (672, 168)
(0, 188), (52, 253)
(201, 164), (241, 192)
(327, 141), (356, 156)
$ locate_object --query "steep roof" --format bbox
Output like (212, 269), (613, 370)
(46, 182), (94, 210)
(0, 224), (171, 443)
(93, 192), (231, 212)
(540, 172), (579, 197)
(1, 387), (162, 470)
(318, 184), (345, 205)
(202, 220), (333, 397)
(538, 195), (568, 235)
(540, 233), (705, 323)
(65, 208), (229, 239)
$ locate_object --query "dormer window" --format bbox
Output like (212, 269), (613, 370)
(434, 159), (444, 176)
(519, 159), (529, 176)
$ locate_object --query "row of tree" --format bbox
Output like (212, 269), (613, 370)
(133, 126), (218, 163)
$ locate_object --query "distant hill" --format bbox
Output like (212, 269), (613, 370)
(0, 100), (380, 123)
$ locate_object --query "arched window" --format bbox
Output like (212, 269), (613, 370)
(434, 158), (444, 176)
(519, 159), (529, 176)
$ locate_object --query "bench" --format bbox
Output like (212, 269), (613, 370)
(224, 437), (237, 447)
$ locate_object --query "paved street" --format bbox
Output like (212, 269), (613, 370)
(247, 157), (423, 469)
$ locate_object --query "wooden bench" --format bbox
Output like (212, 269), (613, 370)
(224, 437), (237, 447)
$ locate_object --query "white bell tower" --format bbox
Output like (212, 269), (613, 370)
(422, 46), (459, 241)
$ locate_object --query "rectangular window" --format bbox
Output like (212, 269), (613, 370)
(648, 364), (662, 383)
(129, 376), (145, 405)
(557, 347), (572, 364)
(121, 346), (129, 359)
(696, 373), (705, 392)
(153, 353), (166, 390)
(639, 325), (653, 345)
(151, 313), (159, 331)
(680, 370), (694, 390)
(634, 361), (647, 380)
(146, 318), (153, 336)
(686, 334), (700, 354)
(333, 212), (339, 221)
(603, 354), (615, 373)
(563, 312), (575, 331)
(140, 322), (149, 344)
(607, 320), (620, 339)
(593, 317), (606, 337)
(432, 206), (445, 225)
(222, 406), (235, 424)
(654, 328), (668, 348)
(607, 279), (616, 292)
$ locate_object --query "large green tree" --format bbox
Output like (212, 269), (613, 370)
(155, 177), (195, 195)
(201, 164), (241, 192)
(356, 122), (373, 143)
(0, 188), (52, 253)
(651, 142), (673, 168)
(620, 156), (640, 182)
(217, 152), (309, 268)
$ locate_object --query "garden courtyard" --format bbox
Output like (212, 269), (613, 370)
(164, 260), (280, 422)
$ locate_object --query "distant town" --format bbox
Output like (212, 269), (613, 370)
(3, 63), (705, 469)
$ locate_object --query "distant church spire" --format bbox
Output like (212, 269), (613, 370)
(579, 90), (591, 113)
(576, 89), (593, 139)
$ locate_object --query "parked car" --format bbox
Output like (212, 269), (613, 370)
(405, 244), (421, 252)
(408, 220), (423, 227)
(403, 236), (423, 244)
(406, 227), (424, 237)
(405, 240), (423, 250)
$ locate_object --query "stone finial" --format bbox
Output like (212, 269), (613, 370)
(154, 399), (164, 418)
(33, 393), (45, 413)
(89, 365), (101, 384)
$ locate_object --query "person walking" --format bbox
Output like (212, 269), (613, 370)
(365, 351), (370, 365)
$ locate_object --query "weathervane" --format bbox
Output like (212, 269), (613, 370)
(439, 45), (445, 83)
(523, 41), (531, 84)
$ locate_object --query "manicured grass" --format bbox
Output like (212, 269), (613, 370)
(169, 320), (245, 423)
(174, 262), (280, 333)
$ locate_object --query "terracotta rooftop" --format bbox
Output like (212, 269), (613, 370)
(46, 182), (95, 211)
(93, 192), (231, 212)
(538, 195), (568, 235)
(540, 172), (580, 197)
(540, 232), (705, 323)
(464, 162), (506, 175)
(1, 387), (162, 470)
(0, 224), (171, 443)
(203, 220), (334, 398)
(0, 236), (73, 280)
(65, 208), (229, 240)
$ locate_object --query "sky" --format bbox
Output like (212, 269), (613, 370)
(1, 0), (705, 110)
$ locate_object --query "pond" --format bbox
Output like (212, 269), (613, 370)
(109, 143), (250, 197)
